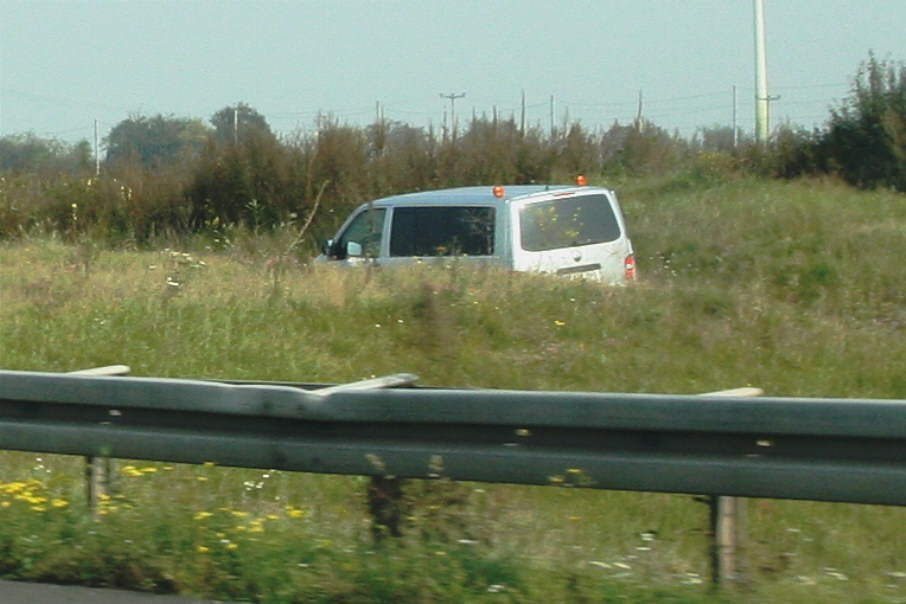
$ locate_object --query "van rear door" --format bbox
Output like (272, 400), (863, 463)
(514, 190), (631, 283)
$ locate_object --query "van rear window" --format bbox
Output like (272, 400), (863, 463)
(390, 206), (495, 257)
(519, 194), (621, 251)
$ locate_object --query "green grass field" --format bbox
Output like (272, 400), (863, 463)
(1, 175), (905, 602)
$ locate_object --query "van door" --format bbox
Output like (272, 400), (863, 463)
(514, 191), (630, 282)
(327, 206), (386, 263)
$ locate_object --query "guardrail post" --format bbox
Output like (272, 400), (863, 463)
(367, 476), (405, 540)
(85, 455), (112, 517)
(311, 373), (418, 541)
(68, 365), (131, 517)
(709, 495), (746, 585)
(699, 387), (761, 587)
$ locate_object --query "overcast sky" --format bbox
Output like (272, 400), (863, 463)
(2, 0), (905, 146)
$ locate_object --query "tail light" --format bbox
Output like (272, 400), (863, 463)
(624, 254), (637, 281)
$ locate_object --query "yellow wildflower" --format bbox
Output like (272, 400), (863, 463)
(286, 506), (306, 519)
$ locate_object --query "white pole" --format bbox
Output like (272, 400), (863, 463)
(754, 0), (769, 144)
(550, 95), (555, 138)
(233, 106), (239, 146)
(520, 89), (526, 135)
(636, 90), (644, 132)
(94, 119), (100, 176)
(732, 85), (739, 148)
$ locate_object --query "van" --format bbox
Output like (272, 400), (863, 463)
(319, 181), (636, 283)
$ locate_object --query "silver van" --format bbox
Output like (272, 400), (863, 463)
(319, 182), (636, 283)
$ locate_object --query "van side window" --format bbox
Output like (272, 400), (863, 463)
(389, 206), (495, 257)
(519, 194), (621, 251)
(336, 207), (385, 258)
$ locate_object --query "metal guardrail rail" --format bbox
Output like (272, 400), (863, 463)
(1, 369), (905, 506)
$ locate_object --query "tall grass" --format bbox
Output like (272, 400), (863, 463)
(1, 176), (905, 602)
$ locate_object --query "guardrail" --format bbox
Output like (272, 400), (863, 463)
(3, 367), (905, 585)
(2, 368), (905, 506)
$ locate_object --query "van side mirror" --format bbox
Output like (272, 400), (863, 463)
(346, 241), (363, 257)
(322, 239), (363, 260)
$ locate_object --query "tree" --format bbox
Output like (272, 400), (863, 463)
(560, 122), (599, 176)
(767, 125), (826, 180)
(105, 114), (210, 169)
(600, 120), (686, 175)
(693, 125), (747, 153)
(824, 53), (906, 191)
(210, 103), (275, 147)
(0, 133), (91, 175)
(365, 120), (436, 194)
(188, 108), (299, 232)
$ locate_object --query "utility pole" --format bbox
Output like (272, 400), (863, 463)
(440, 92), (466, 140)
(233, 106), (239, 146)
(94, 119), (100, 176)
(635, 90), (644, 132)
(732, 85), (739, 148)
(754, 0), (770, 144)
(550, 95), (558, 139)
(520, 89), (526, 136)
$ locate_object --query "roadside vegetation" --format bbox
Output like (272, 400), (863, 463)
(0, 54), (905, 602)
(1, 173), (905, 602)
(1, 55), (905, 250)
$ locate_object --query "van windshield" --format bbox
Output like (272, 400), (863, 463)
(519, 194), (620, 251)
(389, 206), (495, 257)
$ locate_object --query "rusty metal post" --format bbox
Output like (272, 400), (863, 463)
(367, 475), (405, 541)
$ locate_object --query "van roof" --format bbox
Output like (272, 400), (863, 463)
(361, 184), (600, 208)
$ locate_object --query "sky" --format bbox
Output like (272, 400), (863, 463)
(1, 0), (905, 148)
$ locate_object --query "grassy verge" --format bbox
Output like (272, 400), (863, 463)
(1, 175), (905, 602)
